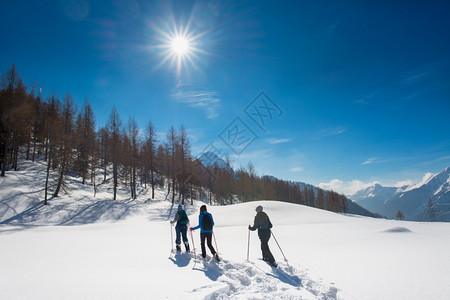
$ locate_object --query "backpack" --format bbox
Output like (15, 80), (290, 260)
(178, 210), (189, 225)
(202, 213), (213, 231)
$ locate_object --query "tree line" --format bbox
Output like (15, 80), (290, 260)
(0, 64), (349, 214)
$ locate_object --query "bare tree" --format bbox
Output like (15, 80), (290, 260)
(43, 95), (61, 204)
(0, 64), (29, 176)
(145, 121), (158, 199)
(53, 93), (76, 197)
(166, 126), (178, 203)
(126, 117), (139, 199)
(107, 106), (122, 200)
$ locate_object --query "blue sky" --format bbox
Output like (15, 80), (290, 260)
(1, 0), (450, 194)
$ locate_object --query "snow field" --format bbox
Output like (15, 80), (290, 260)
(1, 160), (450, 299)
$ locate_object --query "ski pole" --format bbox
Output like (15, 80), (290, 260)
(271, 231), (287, 262)
(212, 231), (219, 254)
(247, 228), (250, 261)
(190, 229), (196, 259)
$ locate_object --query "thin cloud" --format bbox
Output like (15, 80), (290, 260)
(172, 83), (221, 119)
(362, 158), (377, 165)
(267, 138), (292, 144)
(319, 179), (379, 196)
(290, 167), (303, 172)
(313, 126), (347, 140)
(362, 156), (417, 165)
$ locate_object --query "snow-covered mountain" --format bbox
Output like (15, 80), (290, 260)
(196, 151), (232, 172)
(350, 167), (450, 221)
(351, 184), (404, 214)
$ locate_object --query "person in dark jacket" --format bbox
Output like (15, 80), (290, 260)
(190, 205), (220, 261)
(170, 205), (190, 252)
(248, 205), (277, 267)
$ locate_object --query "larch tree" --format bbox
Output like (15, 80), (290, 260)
(166, 126), (178, 203)
(0, 64), (29, 176)
(53, 93), (76, 197)
(145, 121), (158, 199)
(107, 106), (122, 200)
(43, 94), (61, 204)
(126, 117), (139, 199)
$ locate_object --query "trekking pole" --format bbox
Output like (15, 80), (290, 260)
(212, 231), (219, 253)
(170, 223), (174, 252)
(271, 231), (287, 262)
(247, 228), (250, 261)
(190, 229), (196, 259)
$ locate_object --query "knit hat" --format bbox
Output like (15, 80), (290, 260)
(178, 205), (183, 210)
(200, 205), (207, 212)
(255, 205), (263, 213)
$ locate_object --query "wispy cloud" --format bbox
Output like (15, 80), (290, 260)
(362, 157), (377, 165)
(172, 82), (221, 119)
(362, 155), (417, 165)
(290, 167), (303, 172)
(267, 138), (292, 144)
(319, 179), (379, 196)
(313, 126), (346, 140)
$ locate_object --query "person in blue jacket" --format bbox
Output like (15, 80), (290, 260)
(190, 205), (220, 261)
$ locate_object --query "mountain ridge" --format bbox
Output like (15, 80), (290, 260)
(350, 167), (450, 221)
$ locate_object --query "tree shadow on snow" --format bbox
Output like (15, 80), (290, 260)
(0, 196), (136, 231)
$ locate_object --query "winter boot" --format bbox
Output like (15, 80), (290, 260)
(270, 261), (277, 268)
(176, 244), (181, 252)
(214, 253), (220, 262)
(184, 242), (190, 253)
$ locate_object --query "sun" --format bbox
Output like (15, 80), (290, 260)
(170, 36), (190, 56)
(153, 21), (208, 76)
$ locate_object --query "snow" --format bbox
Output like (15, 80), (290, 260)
(1, 161), (450, 299)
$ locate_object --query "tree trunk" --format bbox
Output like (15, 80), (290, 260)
(1, 139), (7, 177)
(53, 154), (66, 197)
(44, 146), (52, 205)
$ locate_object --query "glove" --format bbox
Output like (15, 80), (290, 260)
(190, 227), (193, 231)
(248, 225), (251, 230)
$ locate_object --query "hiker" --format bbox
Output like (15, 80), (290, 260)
(190, 205), (220, 261)
(248, 205), (277, 267)
(170, 204), (190, 252)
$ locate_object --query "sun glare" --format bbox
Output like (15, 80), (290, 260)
(154, 21), (208, 76)
(171, 36), (190, 56)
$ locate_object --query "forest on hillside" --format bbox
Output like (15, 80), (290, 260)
(0, 64), (349, 213)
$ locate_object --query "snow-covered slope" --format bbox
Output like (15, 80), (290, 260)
(1, 161), (450, 299)
(350, 167), (450, 221)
